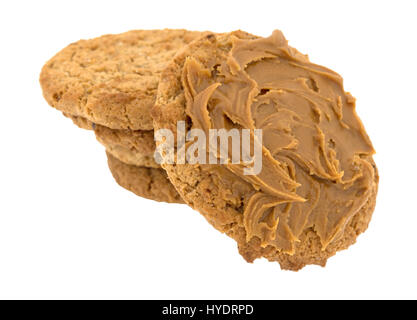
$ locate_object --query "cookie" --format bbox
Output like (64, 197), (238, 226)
(104, 144), (158, 168)
(106, 152), (183, 204)
(64, 113), (95, 130)
(64, 111), (178, 199)
(153, 31), (378, 270)
(96, 125), (158, 167)
(40, 29), (205, 131)
(65, 110), (175, 196)
(63, 112), (159, 167)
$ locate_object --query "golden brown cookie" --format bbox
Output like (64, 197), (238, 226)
(64, 110), (178, 198)
(153, 31), (378, 270)
(63, 113), (159, 167)
(104, 144), (158, 168)
(106, 152), (183, 204)
(40, 29), (205, 130)
(95, 125), (158, 168)
(64, 113), (95, 130)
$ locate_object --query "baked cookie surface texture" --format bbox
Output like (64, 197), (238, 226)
(40, 29), (204, 130)
(107, 152), (183, 204)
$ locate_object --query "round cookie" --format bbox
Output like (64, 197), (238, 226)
(153, 31), (378, 270)
(106, 152), (183, 204)
(104, 144), (158, 168)
(63, 113), (159, 167)
(64, 113), (95, 130)
(96, 125), (158, 168)
(40, 29), (205, 131)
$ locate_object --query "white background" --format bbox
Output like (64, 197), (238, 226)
(0, 0), (416, 299)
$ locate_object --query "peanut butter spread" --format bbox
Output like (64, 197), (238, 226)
(181, 31), (376, 253)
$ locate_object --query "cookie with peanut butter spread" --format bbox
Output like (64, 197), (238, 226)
(107, 152), (183, 204)
(40, 29), (205, 130)
(153, 30), (378, 270)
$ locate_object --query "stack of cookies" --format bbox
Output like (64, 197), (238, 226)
(40, 30), (204, 203)
(40, 29), (378, 270)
